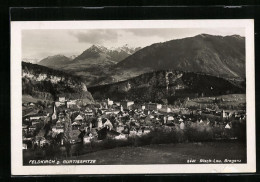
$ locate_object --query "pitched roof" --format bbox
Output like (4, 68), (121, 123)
(72, 121), (81, 126)
(74, 114), (84, 121)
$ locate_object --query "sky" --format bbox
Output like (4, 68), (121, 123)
(22, 28), (245, 60)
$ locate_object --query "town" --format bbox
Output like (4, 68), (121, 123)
(22, 95), (246, 156)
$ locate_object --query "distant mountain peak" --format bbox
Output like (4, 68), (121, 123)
(47, 54), (67, 58)
(88, 44), (108, 53)
(38, 54), (71, 67)
(110, 44), (142, 54)
(226, 34), (244, 39)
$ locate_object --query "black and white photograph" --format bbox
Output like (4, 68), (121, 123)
(11, 20), (255, 174)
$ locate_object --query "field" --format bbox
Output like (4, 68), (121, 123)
(185, 94), (246, 109)
(22, 95), (52, 103)
(67, 141), (246, 164)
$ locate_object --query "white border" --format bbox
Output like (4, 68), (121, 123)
(11, 20), (255, 175)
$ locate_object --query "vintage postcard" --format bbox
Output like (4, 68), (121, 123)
(11, 20), (255, 175)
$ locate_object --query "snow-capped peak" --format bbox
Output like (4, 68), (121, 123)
(89, 45), (108, 53)
(109, 44), (141, 54)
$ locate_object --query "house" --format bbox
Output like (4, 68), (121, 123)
(145, 103), (162, 111)
(225, 123), (231, 129)
(103, 119), (113, 130)
(29, 102), (35, 106)
(29, 115), (42, 121)
(144, 109), (150, 115)
(72, 121), (81, 130)
(67, 100), (77, 108)
(31, 120), (40, 126)
(83, 134), (94, 144)
(59, 97), (66, 102)
(221, 110), (227, 119)
(55, 101), (65, 107)
(22, 143), (27, 150)
(104, 109), (120, 115)
(116, 125), (125, 133)
(28, 126), (36, 132)
(106, 98), (114, 106)
(54, 97), (67, 107)
(134, 104), (146, 110)
(74, 114), (84, 122)
(52, 126), (64, 134)
(121, 100), (134, 109)
(115, 133), (127, 140)
(22, 124), (28, 132)
(85, 109), (94, 118)
(180, 122), (185, 130)
(167, 116), (174, 121)
(34, 136), (49, 147)
(114, 102), (121, 106)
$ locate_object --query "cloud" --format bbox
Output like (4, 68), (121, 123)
(124, 28), (244, 39)
(69, 30), (118, 44)
(123, 29), (177, 37)
(22, 28), (245, 60)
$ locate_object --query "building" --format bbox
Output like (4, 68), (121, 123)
(52, 106), (57, 120)
(59, 97), (66, 102)
(22, 143), (27, 150)
(180, 122), (185, 130)
(72, 121), (82, 130)
(106, 98), (114, 106)
(144, 109), (150, 115)
(52, 126), (64, 134)
(29, 114), (45, 121)
(28, 126), (36, 132)
(67, 100), (77, 108)
(104, 109), (120, 115)
(145, 103), (162, 111)
(55, 97), (66, 107)
(121, 100), (134, 109)
(74, 114), (84, 122)
(31, 120), (40, 126)
(134, 104), (146, 110)
(85, 110), (94, 118)
(22, 124), (28, 132)
(225, 123), (231, 129)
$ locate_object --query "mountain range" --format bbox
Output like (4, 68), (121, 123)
(107, 34), (245, 85)
(36, 45), (141, 85)
(35, 34), (245, 86)
(38, 45), (141, 68)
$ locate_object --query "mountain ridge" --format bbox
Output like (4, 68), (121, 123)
(90, 34), (245, 86)
(115, 34), (245, 79)
(88, 69), (245, 104)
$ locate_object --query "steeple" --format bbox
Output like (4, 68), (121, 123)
(52, 106), (57, 120)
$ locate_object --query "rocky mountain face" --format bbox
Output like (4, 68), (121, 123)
(95, 34), (245, 86)
(22, 62), (94, 102)
(88, 70), (245, 104)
